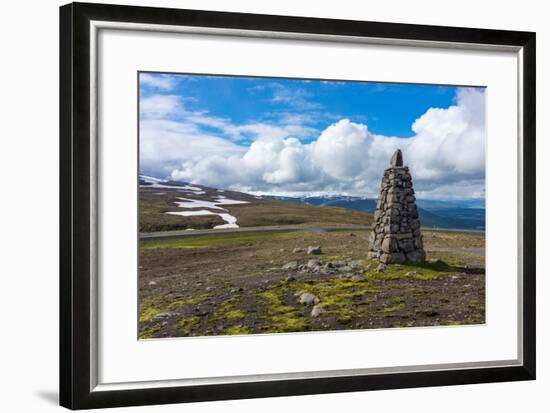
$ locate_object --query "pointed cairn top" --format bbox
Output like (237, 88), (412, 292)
(390, 149), (403, 167)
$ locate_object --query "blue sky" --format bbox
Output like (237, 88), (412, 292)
(140, 73), (458, 140)
(139, 73), (485, 199)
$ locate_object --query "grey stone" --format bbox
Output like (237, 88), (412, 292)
(299, 292), (320, 305)
(152, 312), (175, 321)
(307, 246), (322, 255)
(367, 251), (379, 259)
(331, 260), (347, 268)
(292, 247), (303, 253)
(390, 149), (403, 167)
(398, 238), (414, 253)
(311, 305), (324, 317)
(282, 261), (299, 270)
(376, 263), (387, 273)
(381, 237), (395, 253)
(409, 219), (420, 230)
(307, 259), (321, 269)
(348, 259), (364, 269)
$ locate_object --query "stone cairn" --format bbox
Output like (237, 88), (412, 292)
(368, 149), (426, 264)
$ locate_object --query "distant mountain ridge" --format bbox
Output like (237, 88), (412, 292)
(261, 194), (485, 231)
(139, 176), (484, 231)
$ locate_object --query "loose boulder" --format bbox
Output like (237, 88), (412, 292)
(299, 292), (320, 305)
(307, 246), (322, 255)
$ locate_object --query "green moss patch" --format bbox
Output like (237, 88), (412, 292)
(223, 325), (250, 335)
(141, 231), (300, 250)
(177, 316), (201, 335)
(257, 290), (310, 333)
(139, 325), (161, 339)
(212, 296), (246, 324)
(363, 259), (452, 282)
(139, 297), (163, 323)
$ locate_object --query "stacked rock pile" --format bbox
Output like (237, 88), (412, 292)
(368, 149), (426, 264)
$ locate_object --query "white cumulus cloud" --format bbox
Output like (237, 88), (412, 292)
(142, 87), (485, 199)
(140, 73), (178, 91)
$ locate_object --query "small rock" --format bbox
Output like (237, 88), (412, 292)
(405, 271), (417, 276)
(338, 273), (351, 280)
(148, 281), (157, 286)
(299, 292), (320, 305)
(282, 261), (299, 270)
(376, 263), (387, 273)
(350, 275), (363, 282)
(348, 259), (364, 269)
(338, 265), (353, 272)
(230, 287), (244, 294)
(292, 248), (303, 253)
(205, 286), (214, 292)
(307, 246), (322, 255)
(348, 233), (357, 237)
(152, 312), (174, 321)
(307, 259), (321, 269)
(284, 275), (296, 283)
(194, 308), (209, 317)
(331, 260), (347, 268)
(279, 248), (285, 253)
(311, 305), (324, 317)
(422, 309), (438, 317)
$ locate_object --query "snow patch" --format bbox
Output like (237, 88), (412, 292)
(213, 214), (239, 229)
(166, 196), (249, 228)
(183, 185), (202, 191)
(213, 196), (249, 205)
(174, 198), (226, 210)
(166, 209), (216, 217)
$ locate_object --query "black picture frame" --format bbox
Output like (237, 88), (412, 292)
(60, 2), (536, 410)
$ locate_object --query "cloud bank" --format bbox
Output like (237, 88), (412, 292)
(140, 87), (485, 199)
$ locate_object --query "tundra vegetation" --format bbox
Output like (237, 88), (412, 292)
(139, 187), (485, 339)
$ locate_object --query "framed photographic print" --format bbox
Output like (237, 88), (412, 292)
(60, 2), (536, 409)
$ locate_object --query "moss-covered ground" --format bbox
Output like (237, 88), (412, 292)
(138, 228), (485, 339)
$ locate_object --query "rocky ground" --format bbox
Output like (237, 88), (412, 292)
(139, 229), (485, 338)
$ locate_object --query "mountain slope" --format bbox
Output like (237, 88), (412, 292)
(139, 177), (373, 233)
